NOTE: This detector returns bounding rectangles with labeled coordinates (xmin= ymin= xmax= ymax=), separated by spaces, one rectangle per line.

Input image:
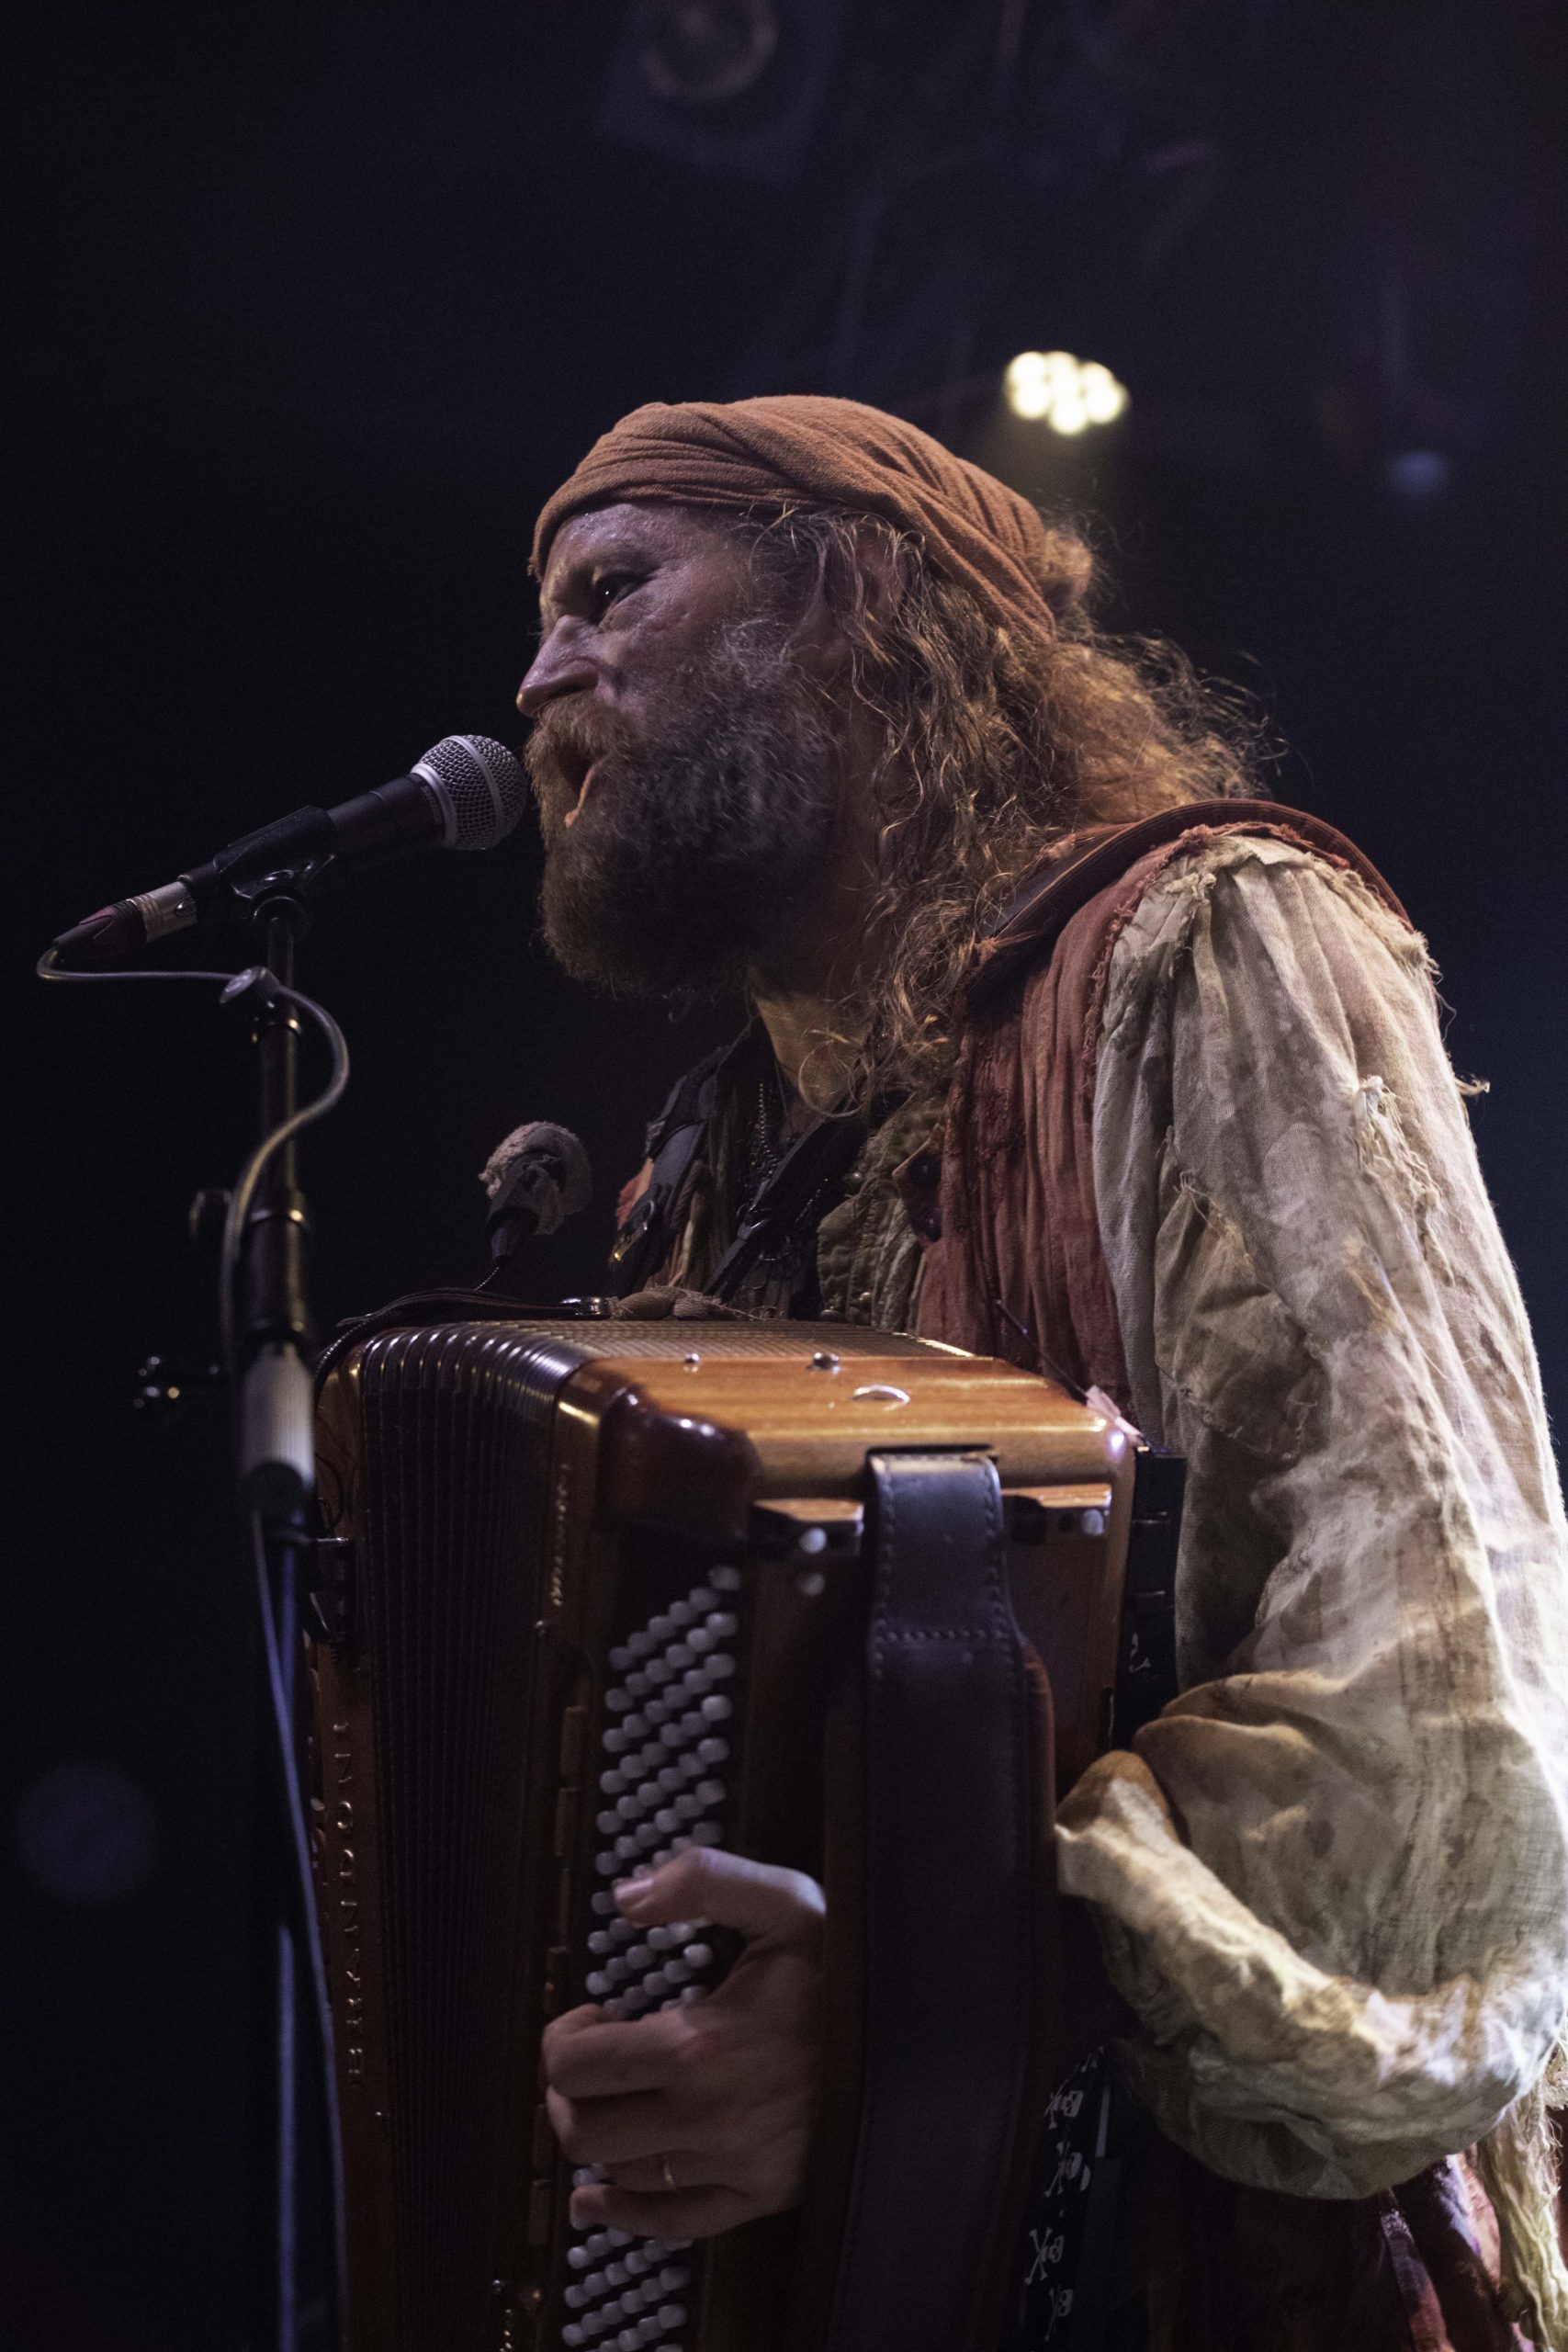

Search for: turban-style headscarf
xmin=531 ymin=394 xmax=1086 ymax=654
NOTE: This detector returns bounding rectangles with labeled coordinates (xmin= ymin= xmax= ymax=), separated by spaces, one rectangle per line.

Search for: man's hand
xmin=543 ymin=1846 xmax=825 ymax=2241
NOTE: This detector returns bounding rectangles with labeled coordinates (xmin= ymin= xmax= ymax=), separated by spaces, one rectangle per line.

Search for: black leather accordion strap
xmin=824 ymin=1449 xmax=1039 ymax=2352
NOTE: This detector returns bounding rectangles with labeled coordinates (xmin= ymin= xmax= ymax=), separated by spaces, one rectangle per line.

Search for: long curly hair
xmin=736 ymin=503 xmax=1261 ymax=1105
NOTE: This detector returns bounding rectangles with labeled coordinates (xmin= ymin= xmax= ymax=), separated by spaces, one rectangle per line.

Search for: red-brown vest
xmin=917 ymin=801 xmax=1408 ymax=1408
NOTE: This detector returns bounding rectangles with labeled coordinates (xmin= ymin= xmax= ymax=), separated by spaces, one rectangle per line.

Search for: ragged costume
xmin=536 ymin=394 xmax=1568 ymax=2350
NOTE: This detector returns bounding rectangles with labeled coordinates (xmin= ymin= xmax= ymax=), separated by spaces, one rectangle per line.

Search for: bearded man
xmin=518 ymin=396 xmax=1568 ymax=2350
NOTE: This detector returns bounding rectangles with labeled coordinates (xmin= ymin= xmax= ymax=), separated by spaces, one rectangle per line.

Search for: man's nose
xmin=517 ymin=623 xmax=598 ymax=718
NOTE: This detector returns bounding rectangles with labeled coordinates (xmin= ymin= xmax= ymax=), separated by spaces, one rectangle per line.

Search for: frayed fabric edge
xmin=1474 ymin=2045 xmax=1568 ymax=2350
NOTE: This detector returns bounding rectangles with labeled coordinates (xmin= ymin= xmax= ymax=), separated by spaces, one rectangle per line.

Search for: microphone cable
xmin=38 ymin=948 xmax=351 ymax=1379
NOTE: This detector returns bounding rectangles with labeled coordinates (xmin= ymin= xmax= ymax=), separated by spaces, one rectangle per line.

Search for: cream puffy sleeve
xmin=1055 ymin=833 xmax=1568 ymax=2198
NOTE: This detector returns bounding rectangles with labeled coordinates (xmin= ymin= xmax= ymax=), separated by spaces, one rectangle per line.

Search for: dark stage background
xmin=7 ymin=4 xmax=1565 ymax=2346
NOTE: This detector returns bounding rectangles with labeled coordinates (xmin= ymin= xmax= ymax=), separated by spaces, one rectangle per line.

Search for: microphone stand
xmin=47 ymin=759 xmax=536 ymax=2348
xmin=232 ymin=879 xmax=344 ymax=2352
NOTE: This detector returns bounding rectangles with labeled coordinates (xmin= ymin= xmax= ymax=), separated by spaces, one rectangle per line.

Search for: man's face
xmin=518 ymin=503 xmax=843 ymax=997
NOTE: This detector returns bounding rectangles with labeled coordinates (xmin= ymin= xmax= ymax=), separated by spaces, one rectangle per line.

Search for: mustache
xmin=524 ymin=703 xmax=635 ymax=806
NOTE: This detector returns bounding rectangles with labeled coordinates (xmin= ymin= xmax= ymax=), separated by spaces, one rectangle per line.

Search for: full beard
xmin=527 ymin=625 xmax=846 ymax=998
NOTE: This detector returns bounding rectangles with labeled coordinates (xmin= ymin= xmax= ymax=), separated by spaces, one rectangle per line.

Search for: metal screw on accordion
xmin=807 ymin=1348 xmax=840 ymax=1373
xmin=1044 ymin=1505 xmax=1106 ymax=1537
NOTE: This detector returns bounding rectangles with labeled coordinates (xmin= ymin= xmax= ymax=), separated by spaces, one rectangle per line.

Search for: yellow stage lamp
xmin=1003 ymin=351 xmax=1052 ymax=419
xmin=1004 ymin=350 xmax=1129 ymax=434
xmin=1078 ymin=361 xmax=1129 ymax=424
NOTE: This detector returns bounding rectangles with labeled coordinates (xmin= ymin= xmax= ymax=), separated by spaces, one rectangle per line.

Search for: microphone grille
xmin=479 ymin=1121 xmax=592 ymax=1216
xmin=412 ymin=734 xmax=530 ymax=852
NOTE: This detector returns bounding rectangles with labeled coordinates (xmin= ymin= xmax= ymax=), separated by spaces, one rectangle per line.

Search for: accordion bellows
xmin=310 ymin=1317 xmax=1148 ymax=2352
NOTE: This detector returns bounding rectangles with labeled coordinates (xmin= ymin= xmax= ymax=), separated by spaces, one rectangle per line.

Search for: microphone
xmin=479 ymin=1121 xmax=592 ymax=1282
xmin=51 ymin=734 xmax=529 ymax=967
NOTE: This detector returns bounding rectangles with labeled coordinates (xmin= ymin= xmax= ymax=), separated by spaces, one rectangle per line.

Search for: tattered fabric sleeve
xmin=1056 ymin=834 xmax=1568 ymax=2198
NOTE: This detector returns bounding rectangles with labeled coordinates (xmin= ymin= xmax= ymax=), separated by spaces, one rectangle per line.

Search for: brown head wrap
xmin=531 ymin=394 xmax=1077 ymax=654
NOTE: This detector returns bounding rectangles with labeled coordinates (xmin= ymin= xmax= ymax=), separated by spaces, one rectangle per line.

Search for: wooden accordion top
xmin=318 ymin=1314 xmax=1127 ymax=1533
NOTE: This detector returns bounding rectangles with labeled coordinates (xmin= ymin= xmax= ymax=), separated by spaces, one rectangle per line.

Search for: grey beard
xmin=530 ymin=629 xmax=844 ymax=999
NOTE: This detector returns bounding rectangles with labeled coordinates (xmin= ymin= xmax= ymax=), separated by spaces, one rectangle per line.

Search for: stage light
xmin=1004 ymin=350 xmax=1128 ymax=433
xmin=1078 ymin=362 xmax=1128 ymax=424
xmin=1384 ymin=448 xmax=1450 ymax=502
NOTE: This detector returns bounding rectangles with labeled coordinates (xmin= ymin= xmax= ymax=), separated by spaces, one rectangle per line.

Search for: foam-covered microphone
xmin=51 ymin=734 xmax=529 ymax=967
xmin=479 ymin=1122 xmax=592 ymax=1282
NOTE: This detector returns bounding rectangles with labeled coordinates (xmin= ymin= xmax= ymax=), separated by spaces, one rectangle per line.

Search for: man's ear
xmin=786 ymin=523 xmax=904 ymax=684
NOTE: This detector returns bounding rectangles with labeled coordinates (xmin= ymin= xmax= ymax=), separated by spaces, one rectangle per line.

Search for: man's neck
xmin=751 ymin=984 xmax=858 ymax=1106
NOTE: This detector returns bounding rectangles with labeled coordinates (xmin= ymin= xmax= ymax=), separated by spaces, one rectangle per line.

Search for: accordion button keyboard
xmin=553 ymin=1581 xmax=750 ymax=2343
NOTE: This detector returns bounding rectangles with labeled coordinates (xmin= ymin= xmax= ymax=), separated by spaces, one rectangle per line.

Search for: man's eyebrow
xmin=540 ymin=533 xmax=659 ymax=618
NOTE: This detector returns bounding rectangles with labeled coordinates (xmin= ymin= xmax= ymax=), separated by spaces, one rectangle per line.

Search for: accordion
xmin=310 ymin=1314 xmax=1180 ymax=2352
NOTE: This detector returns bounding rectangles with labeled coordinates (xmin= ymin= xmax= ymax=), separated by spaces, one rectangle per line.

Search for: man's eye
xmin=592 ymin=571 xmax=644 ymax=615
